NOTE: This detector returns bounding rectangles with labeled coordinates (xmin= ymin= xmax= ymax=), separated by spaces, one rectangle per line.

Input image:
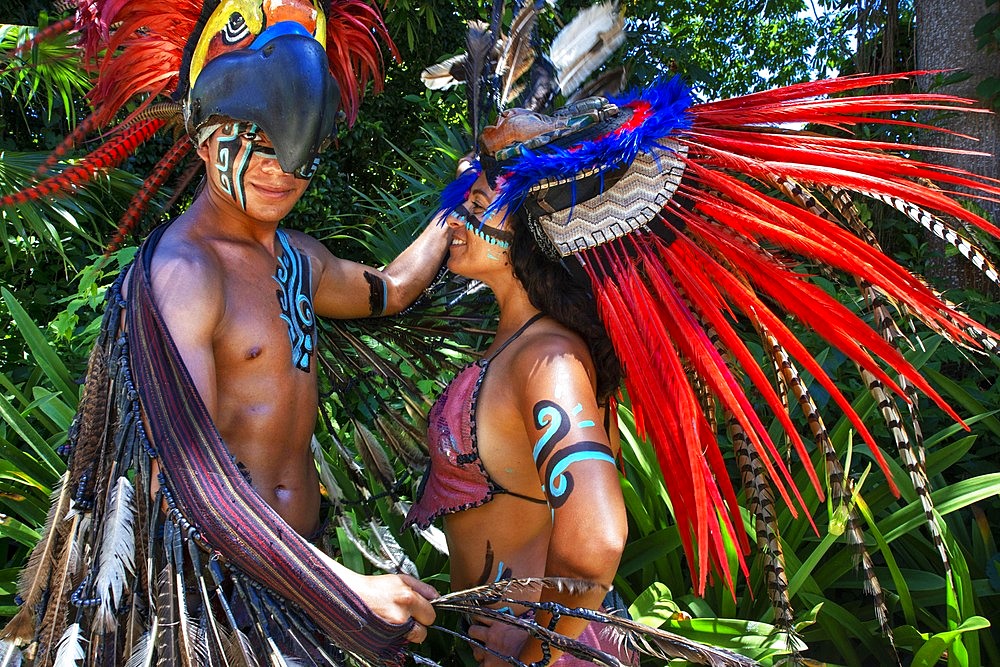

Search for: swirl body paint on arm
xmin=531 ymin=400 xmax=616 ymax=508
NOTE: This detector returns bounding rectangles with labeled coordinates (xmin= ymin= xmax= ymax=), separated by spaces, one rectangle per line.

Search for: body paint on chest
xmin=274 ymin=230 xmax=316 ymax=372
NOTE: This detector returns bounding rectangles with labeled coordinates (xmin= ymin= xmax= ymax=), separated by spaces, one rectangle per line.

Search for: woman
xmin=405 ymin=111 xmax=634 ymax=667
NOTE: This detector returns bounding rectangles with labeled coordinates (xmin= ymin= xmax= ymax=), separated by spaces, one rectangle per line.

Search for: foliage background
xmin=1 ymin=1 xmax=999 ymax=665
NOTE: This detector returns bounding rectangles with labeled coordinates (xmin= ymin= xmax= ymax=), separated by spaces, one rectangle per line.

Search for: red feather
xmin=325 ymin=0 xmax=401 ymax=126
xmin=105 ymin=136 xmax=194 ymax=255
xmin=34 ymin=114 xmax=100 ymax=176
xmin=0 ymin=119 xmax=164 ymax=209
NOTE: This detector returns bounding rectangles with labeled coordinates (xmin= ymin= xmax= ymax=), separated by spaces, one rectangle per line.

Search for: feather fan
xmin=433 ymin=578 xmax=759 ymax=666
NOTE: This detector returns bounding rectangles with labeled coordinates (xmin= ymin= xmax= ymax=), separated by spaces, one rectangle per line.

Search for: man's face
xmin=197 ymin=122 xmax=312 ymax=222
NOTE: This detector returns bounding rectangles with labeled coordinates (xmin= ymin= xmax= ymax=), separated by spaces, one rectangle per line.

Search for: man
xmin=0 ymin=2 xmax=447 ymax=664
xmin=145 ymin=120 xmax=448 ymax=630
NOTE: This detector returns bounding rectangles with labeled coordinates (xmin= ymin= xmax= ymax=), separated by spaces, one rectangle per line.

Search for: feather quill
xmin=154 ymin=550 xmax=177 ymax=667
xmin=222 ymin=629 xmax=262 ymax=667
xmin=353 ymin=420 xmax=397 ymax=489
xmin=550 ymin=3 xmax=625 ymax=97
xmin=51 ymin=623 xmax=85 ymax=667
xmin=464 ymin=20 xmax=498 ymax=140
xmin=497 ymin=1 xmax=541 ymax=104
xmin=123 ymin=625 xmax=156 ymax=667
xmin=3 ymin=474 xmax=72 ymax=643
xmin=420 ymin=53 xmax=469 ymax=90
xmin=93 ymin=476 xmax=137 ymax=632
xmin=34 ymin=512 xmax=81 ymax=666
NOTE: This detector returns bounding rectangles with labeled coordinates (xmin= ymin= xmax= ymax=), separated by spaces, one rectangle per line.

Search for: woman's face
xmin=445 ymin=172 xmax=513 ymax=280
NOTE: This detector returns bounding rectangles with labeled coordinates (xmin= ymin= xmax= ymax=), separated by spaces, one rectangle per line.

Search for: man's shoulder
xmin=146 ymin=225 xmax=224 ymax=300
xmin=279 ymin=227 xmax=328 ymax=256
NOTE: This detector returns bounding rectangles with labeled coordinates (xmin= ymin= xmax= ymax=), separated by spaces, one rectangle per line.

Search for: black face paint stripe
xmin=455 ymin=205 xmax=514 ymax=245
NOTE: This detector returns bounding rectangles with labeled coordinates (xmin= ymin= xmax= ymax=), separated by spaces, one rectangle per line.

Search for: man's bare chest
xmin=215 ymin=266 xmax=317 ymax=375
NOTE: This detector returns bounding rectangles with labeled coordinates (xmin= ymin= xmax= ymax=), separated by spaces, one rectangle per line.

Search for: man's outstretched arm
xmin=306 ymin=213 xmax=453 ymax=319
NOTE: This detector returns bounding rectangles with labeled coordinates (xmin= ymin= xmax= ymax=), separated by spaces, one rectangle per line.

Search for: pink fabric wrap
xmin=405 ymin=361 xmax=495 ymax=529
xmin=553 ymin=616 xmax=638 ymax=666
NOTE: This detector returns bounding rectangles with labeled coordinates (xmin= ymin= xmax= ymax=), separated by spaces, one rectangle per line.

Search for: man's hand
xmin=311 ymin=547 xmax=438 ymax=643
xmin=357 ymin=573 xmax=438 ymax=643
xmin=468 ymin=618 xmax=529 ymax=666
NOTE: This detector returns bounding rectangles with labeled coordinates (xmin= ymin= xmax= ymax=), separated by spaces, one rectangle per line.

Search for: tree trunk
xmin=915 ymin=0 xmax=1000 ymax=293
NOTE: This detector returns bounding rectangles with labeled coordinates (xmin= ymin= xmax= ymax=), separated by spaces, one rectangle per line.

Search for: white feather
xmin=396 ymin=500 xmax=450 ymax=555
xmin=310 ymin=435 xmax=343 ymax=504
xmin=123 ymin=624 xmax=155 ymax=667
xmin=420 ymin=54 xmax=467 ymax=90
xmin=51 ymin=623 xmax=86 ymax=667
xmin=550 ymin=2 xmax=626 ymax=97
xmin=0 ymin=641 xmax=23 ymax=667
xmin=93 ymin=476 xmax=136 ymax=632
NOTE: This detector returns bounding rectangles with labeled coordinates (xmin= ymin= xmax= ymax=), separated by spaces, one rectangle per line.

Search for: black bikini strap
xmin=485 ymin=312 xmax=545 ymax=362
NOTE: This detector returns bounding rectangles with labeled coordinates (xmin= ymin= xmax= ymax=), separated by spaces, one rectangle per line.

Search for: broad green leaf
xmin=910 ymin=616 xmax=991 ymax=667
xmin=2 ymin=288 xmax=78 ymax=401
xmin=0 ymin=514 xmax=40 ymax=547
xmin=0 ymin=392 xmax=63 ymax=477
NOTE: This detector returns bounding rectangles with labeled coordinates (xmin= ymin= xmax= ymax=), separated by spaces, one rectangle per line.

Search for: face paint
xmin=212 ymin=121 xmax=317 ymax=209
xmin=454 ymin=205 xmax=513 ymax=248
xmin=214 ymin=123 xmax=254 ymax=210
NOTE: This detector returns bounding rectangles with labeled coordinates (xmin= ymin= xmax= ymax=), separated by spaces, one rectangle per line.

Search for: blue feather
xmin=487 ymin=77 xmax=694 ymax=217
xmin=438 ymin=164 xmax=481 ymax=219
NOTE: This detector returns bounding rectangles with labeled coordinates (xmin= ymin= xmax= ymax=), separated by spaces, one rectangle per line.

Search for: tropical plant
xmin=2 ymin=3 xmax=999 ymax=667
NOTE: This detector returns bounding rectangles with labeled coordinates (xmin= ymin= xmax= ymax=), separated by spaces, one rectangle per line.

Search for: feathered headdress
xmin=421 ymin=1 xmax=626 ymax=143
xmin=1 ymin=0 xmax=398 ymax=249
xmin=450 ymin=71 xmax=1000 ymax=639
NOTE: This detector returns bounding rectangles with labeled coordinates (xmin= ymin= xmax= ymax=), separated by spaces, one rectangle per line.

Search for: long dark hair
xmin=508 ymin=210 xmax=623 ymax=401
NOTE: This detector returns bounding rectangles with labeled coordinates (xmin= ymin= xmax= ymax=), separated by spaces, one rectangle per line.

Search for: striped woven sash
xmin=127 ymin=227 xmax=410 ymax=664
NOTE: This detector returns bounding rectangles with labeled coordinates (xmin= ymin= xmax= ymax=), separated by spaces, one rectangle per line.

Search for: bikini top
xmin=403 ymin=313 xmax=547 ymax=530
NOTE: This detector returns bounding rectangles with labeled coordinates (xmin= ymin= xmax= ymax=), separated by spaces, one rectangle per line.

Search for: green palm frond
xmin=1 ymin=19 xmax=90 ymax=127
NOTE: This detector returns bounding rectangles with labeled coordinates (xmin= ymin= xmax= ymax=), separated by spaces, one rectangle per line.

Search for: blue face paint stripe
xmin=577 ymin=420 xmax=596 ymax=428
xmin=232 ymin=143 xmax=253 ymax=210
xmin=465 ymin=221 xmax=510 ymax=248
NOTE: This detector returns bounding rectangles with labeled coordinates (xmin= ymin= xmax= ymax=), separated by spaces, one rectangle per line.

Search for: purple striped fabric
xmin=127 ymin=230 xmax=410 ymax=664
